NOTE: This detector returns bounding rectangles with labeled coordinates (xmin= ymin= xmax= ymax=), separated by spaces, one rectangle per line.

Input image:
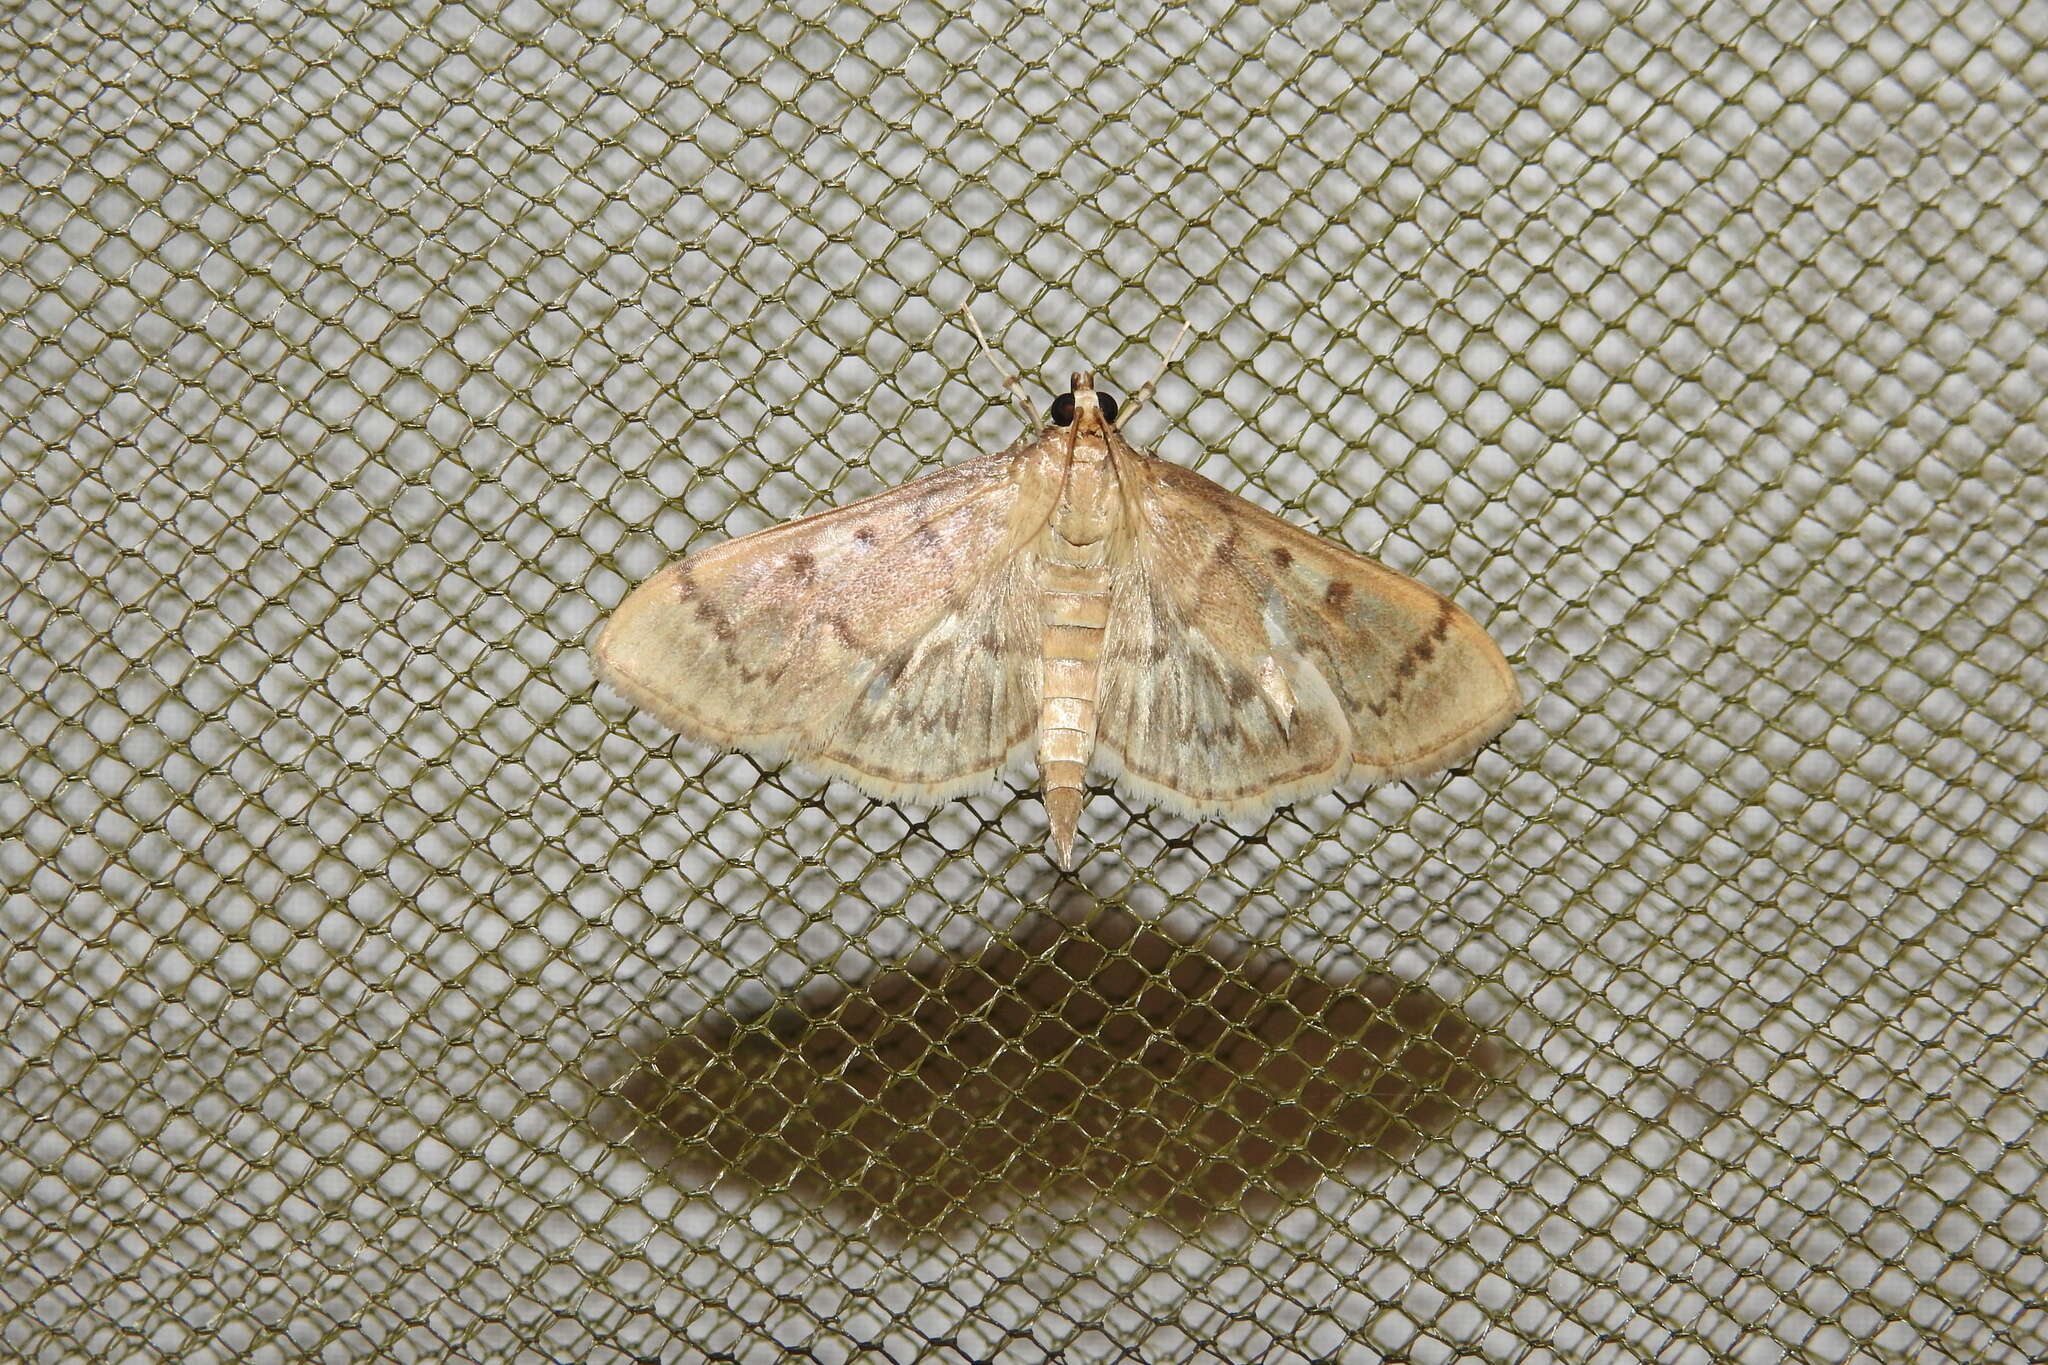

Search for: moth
xmin=597 ymin=339 xmax=1518 ymax=868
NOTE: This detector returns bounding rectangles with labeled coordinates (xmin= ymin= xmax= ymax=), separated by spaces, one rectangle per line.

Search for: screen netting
xmin=3 ymin=1 xmax=2044 ymax=1362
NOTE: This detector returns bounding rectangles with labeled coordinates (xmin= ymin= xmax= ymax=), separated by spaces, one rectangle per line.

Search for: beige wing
xmin=1097 ymin=458 xmax=1518 ymax=817
xmin=595 ymin=446 xmax=1054 ymax=803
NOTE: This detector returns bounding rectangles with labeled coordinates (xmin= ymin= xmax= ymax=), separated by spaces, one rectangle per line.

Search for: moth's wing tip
xmin=593 ymin=629 xmax=768 ymax=761
xmin=590 ymin=571 xmax=673 ymax=695
xmin=589 ymin=630 xmax=633 ymax=702
xmin=1365 ymin=621 xmax=1523 ymax=777
xmin=1351 ymin=684 xmax=1521 ymax=782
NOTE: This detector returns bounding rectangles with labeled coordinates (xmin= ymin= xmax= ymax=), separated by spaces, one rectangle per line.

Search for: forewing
xmin=596 ymin=444 xmax=1054 ymax=802
xmin=1098 ymin=458 xmax=1518 ymax=816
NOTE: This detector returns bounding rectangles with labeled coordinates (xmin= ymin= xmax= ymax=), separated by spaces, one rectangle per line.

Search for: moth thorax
xmin=1048 ymin=444 xmax=1124 ymax=553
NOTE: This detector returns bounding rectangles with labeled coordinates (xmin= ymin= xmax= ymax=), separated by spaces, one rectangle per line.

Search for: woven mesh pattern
xmin=4 ymin=2 xmax=2044 ymax=1362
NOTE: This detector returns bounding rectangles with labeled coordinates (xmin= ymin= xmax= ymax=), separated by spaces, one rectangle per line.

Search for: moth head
xmin=1050 ymin=372 xmax=1119 ymax=429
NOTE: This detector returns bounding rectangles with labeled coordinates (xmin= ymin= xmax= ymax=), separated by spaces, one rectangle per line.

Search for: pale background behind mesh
xmin=3 ymin=1 xmax=2044 ymax=1362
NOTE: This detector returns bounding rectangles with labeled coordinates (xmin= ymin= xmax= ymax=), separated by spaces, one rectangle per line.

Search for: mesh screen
xmin=4 ymin=1 xmax=2045 ymax=1362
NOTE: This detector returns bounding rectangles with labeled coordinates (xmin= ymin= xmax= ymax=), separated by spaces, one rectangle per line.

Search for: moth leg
xmin=959 ymin=301 xmax=1042 ymax=426
xmin=1125 ymin=319 xmax=1193 ymax=418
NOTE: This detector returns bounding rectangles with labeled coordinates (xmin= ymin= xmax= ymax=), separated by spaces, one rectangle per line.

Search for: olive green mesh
xmin=3 ymin=1 xmax=2044 ymax=1362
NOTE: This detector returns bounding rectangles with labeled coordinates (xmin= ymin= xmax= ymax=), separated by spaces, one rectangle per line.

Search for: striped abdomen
xmin=1038 ymin=544 xmax=1112 ymax=868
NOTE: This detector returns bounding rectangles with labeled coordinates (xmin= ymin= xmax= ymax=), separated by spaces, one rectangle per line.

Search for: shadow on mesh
xmin=608 ymin=902 xmax=1510 ymax=1234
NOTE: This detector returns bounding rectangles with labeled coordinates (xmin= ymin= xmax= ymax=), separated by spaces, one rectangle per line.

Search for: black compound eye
xmin=1050 ymin=392 xmax=1076 ymax=426
xmin=1097 ymin=392 xmax=1120 ymax=424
